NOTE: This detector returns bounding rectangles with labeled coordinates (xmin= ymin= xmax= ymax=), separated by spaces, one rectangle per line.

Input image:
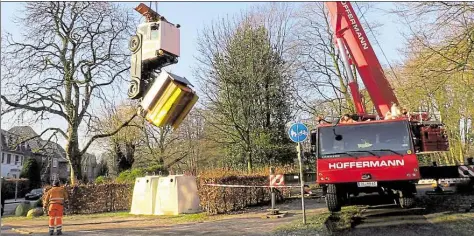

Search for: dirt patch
xmin=273 ymin=206 xmax=360 ymax=236
xmin=274 ymin=193 xmax=474 ymax=236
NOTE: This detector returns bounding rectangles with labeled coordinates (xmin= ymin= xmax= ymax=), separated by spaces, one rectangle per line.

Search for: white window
xmin=53 ymin=158 xmax=58 ymax=168
xmin=1 ymin=153 xmax=4 ymax=163
xmin=15 ymin=155 xmax=20 ymax=165
xmin=7 ymin=154 xmax=11 ymax=164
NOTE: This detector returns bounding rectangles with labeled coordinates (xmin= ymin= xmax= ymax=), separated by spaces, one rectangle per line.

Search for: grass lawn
xmin=427 ymin=211 xmax=474 ymax=234
xmin=274 ymin=206 xmax=361 ymax=235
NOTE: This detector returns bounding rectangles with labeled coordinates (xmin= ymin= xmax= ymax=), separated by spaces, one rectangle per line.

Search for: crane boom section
xmin=325 ymin=2 xmax=398 ymax=117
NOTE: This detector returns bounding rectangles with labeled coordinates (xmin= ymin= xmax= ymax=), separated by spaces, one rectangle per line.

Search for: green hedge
xmin=2 ymin=179 xmax=30 ymax=199
xmin=43 ymin=183 xmax=134 ymax=214
xmin=197 ymin=172 xmax=290 ymax=214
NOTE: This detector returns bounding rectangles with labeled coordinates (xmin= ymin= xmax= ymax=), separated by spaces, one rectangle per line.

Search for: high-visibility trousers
xmin=48 ymin=203 xmax=64 ymax=231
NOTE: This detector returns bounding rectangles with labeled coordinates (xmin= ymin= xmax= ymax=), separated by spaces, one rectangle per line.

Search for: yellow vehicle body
xmin=144 ymin=79 xmax=198 ymax=129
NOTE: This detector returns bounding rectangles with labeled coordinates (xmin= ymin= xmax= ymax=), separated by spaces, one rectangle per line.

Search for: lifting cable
xmin=354 ymin=3 xmax=409 ymax=99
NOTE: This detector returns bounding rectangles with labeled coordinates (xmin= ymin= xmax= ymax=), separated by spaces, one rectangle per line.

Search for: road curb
xmin=12 ymin=228 xmax=33 ymax=234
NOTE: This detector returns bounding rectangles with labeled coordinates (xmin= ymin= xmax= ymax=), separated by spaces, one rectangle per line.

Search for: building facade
xmin=0 ymin=129 xmax=32 ymax=178
xmin=1 ymin=126 xmax=70 ymax=183
xmin=2 ymin=126 xmax=100 ymax=183
xmin=82 ymin=153 xmax=99 ymax=182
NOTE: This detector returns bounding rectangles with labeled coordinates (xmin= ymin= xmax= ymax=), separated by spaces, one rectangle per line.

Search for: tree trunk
xmin=66 ymin=125 xmax=82 ymax=185
xmin=247 ymin=149 xmax=253 ymax=174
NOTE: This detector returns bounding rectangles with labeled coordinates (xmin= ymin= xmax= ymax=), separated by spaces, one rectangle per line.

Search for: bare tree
xmin=292 ymin=2 xmax=382 ymax=118
xmin=135 ymin=123 xmax=189 ymax=170
xmin=389 ymin=2 xmax=474 ymax=164
xmin=1 ymin=2 xmax=137 ymax=183
xmin=171 ymin=108 xmax=206 ymax=175
xmin=93 ymin=101 xmax=143 ymax=175
xmin=393 ymin=2 xmax=474 ymax=74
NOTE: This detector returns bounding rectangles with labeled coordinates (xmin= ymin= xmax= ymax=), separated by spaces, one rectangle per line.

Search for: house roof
xmin=5 ymin=126 xmax=97 ymax=164
xmin=8 ymin=126 xmax=38 ymax=139
xmin=39 ymin=140 xmax=68 ymax=162
xmin=1 ymin=129 xmax=33 ymax=153
xmin=4 ymin=126 xmax=68 ymax=162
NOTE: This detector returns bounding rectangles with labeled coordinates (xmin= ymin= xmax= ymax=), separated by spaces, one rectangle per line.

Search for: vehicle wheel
xmin=378 ymin=187 xmax=386 ymax=196
xmin=128 ymin=77 xmax=142 ymax=99
xmin=326 ymin=184 xmax=341 ymax=212
xmin=129 ymin=35 xmax=141 ymax=53
xmin=399 ymin=196 xmax=415 ymax=208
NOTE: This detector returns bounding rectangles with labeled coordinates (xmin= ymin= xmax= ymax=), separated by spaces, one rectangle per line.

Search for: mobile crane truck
xmin=310 ymin=1 xmax=474 ymax=212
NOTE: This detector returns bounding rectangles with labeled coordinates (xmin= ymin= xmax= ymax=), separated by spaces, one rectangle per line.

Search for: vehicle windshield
xmin=32 ymin=189 xmax=43 ymax=194
xmin=318 ymin=121 xmax=412 ymax=158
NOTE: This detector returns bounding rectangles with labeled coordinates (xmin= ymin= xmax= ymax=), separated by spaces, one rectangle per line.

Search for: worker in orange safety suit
xmin=43 ymin=180 xmax=68 ymax=235
xmin=340 ymin=114 xmax=356 ymax=123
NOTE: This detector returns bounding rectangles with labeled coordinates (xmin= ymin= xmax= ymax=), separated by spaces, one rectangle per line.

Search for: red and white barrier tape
xmin=203 ymin=183 xmax=303 ymax=188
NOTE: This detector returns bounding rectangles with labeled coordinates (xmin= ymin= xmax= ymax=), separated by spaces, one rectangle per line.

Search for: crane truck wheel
xmin=399 ymin=196 xmax=415 ymax=209
xmin=326 ymin=184 xmax=342 ymax=212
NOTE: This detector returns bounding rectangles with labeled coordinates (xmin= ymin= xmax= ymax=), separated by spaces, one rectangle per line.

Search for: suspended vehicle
xmin=128 ymin=3 xmax=198 ymax=130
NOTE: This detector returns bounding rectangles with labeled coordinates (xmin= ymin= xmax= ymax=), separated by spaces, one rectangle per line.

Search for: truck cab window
xmin=151 ymin=24 xmax=160 ymax=40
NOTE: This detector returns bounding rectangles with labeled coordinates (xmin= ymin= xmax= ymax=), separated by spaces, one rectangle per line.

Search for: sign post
xmin=288 ymin=123 xmax=308 ymax=225
xmin=270 ymin=167 xmax=275 ymax=211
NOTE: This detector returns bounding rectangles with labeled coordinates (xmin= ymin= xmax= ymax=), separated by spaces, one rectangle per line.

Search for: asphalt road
xmin=1 ymin=197 xmax=327 ymax=236
xmin=0 ymin=184 xmax=464 ymax=236
xmin=41 ymin=217 xmax=291 ymax=236
xmin=3 ymin=198 xmax=27 ymax=216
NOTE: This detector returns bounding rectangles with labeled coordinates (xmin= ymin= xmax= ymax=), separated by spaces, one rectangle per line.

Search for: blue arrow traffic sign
xmin=288 ymin=123 xmax=309 ymax=143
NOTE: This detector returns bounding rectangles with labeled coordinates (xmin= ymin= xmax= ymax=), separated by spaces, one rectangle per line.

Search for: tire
xmin=378 ymin=187 xmax=386 ymax=196
xmin=326 ymin=184 xmax=342 ymax=212
xmin=129 ymin=35 xmax=141 ymax=53
xmin=128 ymin=77 xmax=142 ymax=99
xmin=399 ymin=196 xmax=415 ymax=208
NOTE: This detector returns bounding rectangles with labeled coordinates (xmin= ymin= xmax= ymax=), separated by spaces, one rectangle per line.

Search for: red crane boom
xmin=325 ymin=1 xmax=398 ymax=118
xmin=310 ymin=1 xmax=455 ymax=213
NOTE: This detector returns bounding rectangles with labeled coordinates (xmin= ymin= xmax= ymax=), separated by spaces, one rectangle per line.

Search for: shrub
xmin=116 ymin=168 xmax=146 ymax=183
xmin=15 ymin=202 xmax=32 ymax=216
xmin=197 ymin=167 xmax=291 ymax=215
xmin=95 ymin=176 xmax=112 ymax=184
xmin=143 ymin=164 xmax=168 ymax=175
xmin=34 ymin=198 xmax=43 ymax=208
xmin=42 ymin=183 xmax=133 ymax=214
xmin=27 ymin=208 xmax=43 ymax=217
xmin=2 ymin=179 xmax=30 ymax=199
xmin=20 ymin=158 xmax=41 ymax=190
